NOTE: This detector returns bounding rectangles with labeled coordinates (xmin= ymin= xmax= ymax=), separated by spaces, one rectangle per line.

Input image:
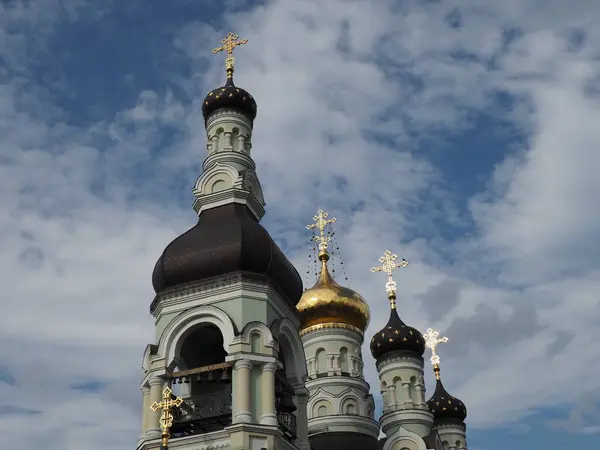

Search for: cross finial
xmin=151 ymin=386 xmax=184 ymax=448
xmin=213 ymin=32 xmax=248 ymax=78
xmin=306 ymin=209 xmax=337 ymax=259
xmin=370 ymin=250 xmax=408 ymax=306
xmin=423 ymin=328 xmax=448 ymax=380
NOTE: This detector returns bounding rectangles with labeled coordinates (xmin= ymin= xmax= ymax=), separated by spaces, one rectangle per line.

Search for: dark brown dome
xmin=370 ymin=307 xmax=425 ymax=361
xmin=152 ymin=204 xmax=302 ymax=307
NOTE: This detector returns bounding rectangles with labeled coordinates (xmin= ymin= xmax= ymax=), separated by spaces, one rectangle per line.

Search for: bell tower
xmin=369 ymin=250 xmax=434 ymax=450
xmin=297 ymin=211 xmax=380 ymax=448
xmin=136 ymin=33 xmax=310 ymax=450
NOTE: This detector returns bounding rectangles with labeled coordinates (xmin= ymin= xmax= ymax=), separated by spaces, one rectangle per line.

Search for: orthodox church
xmin=136 ymin=33 xmax=469 ymax=450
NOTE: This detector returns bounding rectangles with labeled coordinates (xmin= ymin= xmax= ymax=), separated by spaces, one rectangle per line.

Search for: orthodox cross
xmin=370 ymin=250 xmax=408 ymax=303
xmin=306 ymin=209 xmax=337 ymax=253
xmin=212 ymin=32 xmax=248 ymax=75
xmin=423 ymin=328 xmax=448 ymax=379
xmin=151 ymin=386 xmax=184 ymax=448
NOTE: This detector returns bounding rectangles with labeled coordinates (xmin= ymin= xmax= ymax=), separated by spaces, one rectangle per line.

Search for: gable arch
xmin=192 ymin=162 xmax=241 ymax=195
xmin=158 ymin=305 xmax=237 ymax=367
xmin=240 ymin=321 xmax=276 ymax=354
xmin=340 ymin=395 xmax=361 ymax=415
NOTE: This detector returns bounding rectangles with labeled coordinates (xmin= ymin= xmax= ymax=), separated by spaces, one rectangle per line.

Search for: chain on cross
xmin=212 ymin=32 xmax=248 ymax=74
xmin=306 ymin=209 xmax=337 ymax=252
xmin=151 ymin=386 xmax=184 ymax=446
xmin=370 ymin=250 xmax=408 ymax=296
xmin=423 ymin=328 xmax=448 ymax=372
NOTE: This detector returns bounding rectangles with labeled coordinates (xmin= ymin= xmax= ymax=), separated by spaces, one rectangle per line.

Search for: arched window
xmin=250 ymin=332 xmax=261 ymax=353
xmin=346 ymin=403 xmax=356 ymax=415
xmin=318 ymin=405 xmax=327 ymax=417
xmin=316 ymin=348 xmax=327 ymax=374
xmin=339 ymin=347 xmax=349 ymax=373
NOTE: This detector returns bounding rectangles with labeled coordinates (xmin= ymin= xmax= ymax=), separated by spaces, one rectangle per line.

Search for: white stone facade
xmin=192 ymin=109 xmax=265 ymax=220
xmin=376 ymin=353 xmax=434 ymax=439
xmin=301 ymin=325 xmax=379 ymax=439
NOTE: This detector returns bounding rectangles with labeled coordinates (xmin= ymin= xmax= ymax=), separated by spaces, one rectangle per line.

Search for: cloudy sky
xmin=1 ymin=0 xmax=599 ymax=449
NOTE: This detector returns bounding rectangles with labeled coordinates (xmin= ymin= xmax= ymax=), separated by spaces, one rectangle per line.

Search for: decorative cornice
xmin=300 ymin=322 xmax=364 ymax=337
xmin=376 ymin=350 xmax=424 ymax=372
xmin=151 ymin=271 xmax=297 ymax=318
xmin=206 ymin=107 xmax=252 ymax=129
xmin=192 ymin=186 xmax=265 ymax=221
xmin=150 ymin=272 xmax=246 ymax=313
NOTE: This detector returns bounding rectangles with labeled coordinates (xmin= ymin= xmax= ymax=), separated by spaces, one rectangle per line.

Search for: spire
xmin=370 ymin=250 xmax=409 ymax=309
xmin=424 ymin=328 xmax=468 ymax=424
xmin=423 ymin=328 xmax=449 ymax=380
xmin=150 ymin=386 xmax=184 ymax=449
xmin=212 ymin=32 xmax=248 ymax=80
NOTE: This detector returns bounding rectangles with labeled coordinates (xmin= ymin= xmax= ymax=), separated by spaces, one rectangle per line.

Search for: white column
xmin=146 ymin=377 xmax=164 ymax=439
xmin=141 ymin=386 xmax=150 ymax=437
xmin=223 ymin=132 xmax=233 ymax=150
xmin=414 ymin=383 xmax=424 ymax=407
xmin=388 ymin=385 xmax=397 ymax=410
xmin=234 ymin=359 xmax=253 ymax=423
xmin=402 ymin=382 xmax=413 ymax=407
xmin=237 ymin=134 xmax=246 ymax=152
xmin=260 ymin=362 xmax=278 ymax=426
xmin=211 ymin=135 xmax=219 ymax=153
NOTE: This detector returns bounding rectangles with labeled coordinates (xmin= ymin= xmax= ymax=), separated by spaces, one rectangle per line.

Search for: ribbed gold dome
xmin=297 ymin=254 xmax=370 ymax=334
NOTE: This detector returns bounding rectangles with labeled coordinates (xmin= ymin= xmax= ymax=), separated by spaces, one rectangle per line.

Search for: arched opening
xmin=393 ymin=376 xmax=403 ymax=406
xmin=275 ymin=351 xmax=297 ymax=441
xmin=316 ymin=348 xmax=327 ymax=375
xmin=169 ymin=323 xmax=233 ymax=437
xmin=318 ymin=405 xmax=328 ymax=417
xmin=339 ymin=347 xmax=349 ymax=374
xmin=250 ymin=331 xmax=261 ymax=353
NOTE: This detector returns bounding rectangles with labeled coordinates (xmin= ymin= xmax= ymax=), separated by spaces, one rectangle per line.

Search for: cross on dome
xmin=370 ymin=250 xmax=408 ymax=305
xmin=306 ymin=209 xmax=337 ymax=257
xmin=212 ymin=32 xmax=248 ymax=77
xmin=423 ymin=328 xmax=449 ymax=380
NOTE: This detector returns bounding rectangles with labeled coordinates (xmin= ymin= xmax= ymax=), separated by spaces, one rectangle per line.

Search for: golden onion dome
xmin=297 ymin=252 xmax=370 ymax=334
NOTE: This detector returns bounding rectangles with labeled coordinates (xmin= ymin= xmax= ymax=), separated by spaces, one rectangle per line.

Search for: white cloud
xmin=2 ymin=0 xmax=600 ymax=448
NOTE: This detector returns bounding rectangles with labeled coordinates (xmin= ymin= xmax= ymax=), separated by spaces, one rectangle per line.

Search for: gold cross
xmin=306 ymin=209 xmax=337 ymax=253
xmin=151 ymin=387 xmax=184 ymax=447
xmin=370 ymin=250 xmax=408 ymax=300
xmin=213 ymin=32 xmax=248 ymax=75
xmin=423 ymin=328 xmax=448 ymax=379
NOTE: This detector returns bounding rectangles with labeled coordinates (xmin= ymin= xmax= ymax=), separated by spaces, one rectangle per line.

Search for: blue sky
xmin=1 ymin=1 xmax=599 ymax=449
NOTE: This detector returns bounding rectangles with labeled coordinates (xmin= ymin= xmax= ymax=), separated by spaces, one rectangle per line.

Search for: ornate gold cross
xmin=370 ymin=250 xmax=408 ymax=301
xmin=423 ymin=328 xmax=448 ymax=379
xmin=306 ymin=209 xmax=337 ymax=253
xmin=151 ymin=386 xmax=184 ymax=447
xmin=213 ymin=32 xmax=248 ymax=75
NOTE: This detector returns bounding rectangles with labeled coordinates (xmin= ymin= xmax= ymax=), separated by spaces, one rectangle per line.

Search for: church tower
xmin=296 ymin=211 xmax=380 ymax=449
xmin=369 ymin=251 xmax=435 ymax=450
xmin=137 ymin=33 xmax=310 ymax=450
xmin=424 ymin=329 xmax=468 ymax=450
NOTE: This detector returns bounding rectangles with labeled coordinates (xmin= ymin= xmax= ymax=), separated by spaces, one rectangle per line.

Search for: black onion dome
xmin=370 ymin=307 xmax=425 ymax=360
xmin=201 ymin=76 xmax=257 ymax=125
xmin=152 ymin=204 xmax=303 ymax=306
xmin=427 ymin=378 xmax=467 ymax=422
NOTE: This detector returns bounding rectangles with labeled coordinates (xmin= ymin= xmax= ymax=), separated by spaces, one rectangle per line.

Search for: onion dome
xmin=151 ymin=204 xmax=303 ymax=309
xmin=426 ymin=370 xmax=467 ymax=422
xmin=201 ymin=76 xmax=257 ymax=125
xmin=297 ymin=252 xmax=370 ymax=334
xmin=369 ymin=298 xmax=425 ymax=361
